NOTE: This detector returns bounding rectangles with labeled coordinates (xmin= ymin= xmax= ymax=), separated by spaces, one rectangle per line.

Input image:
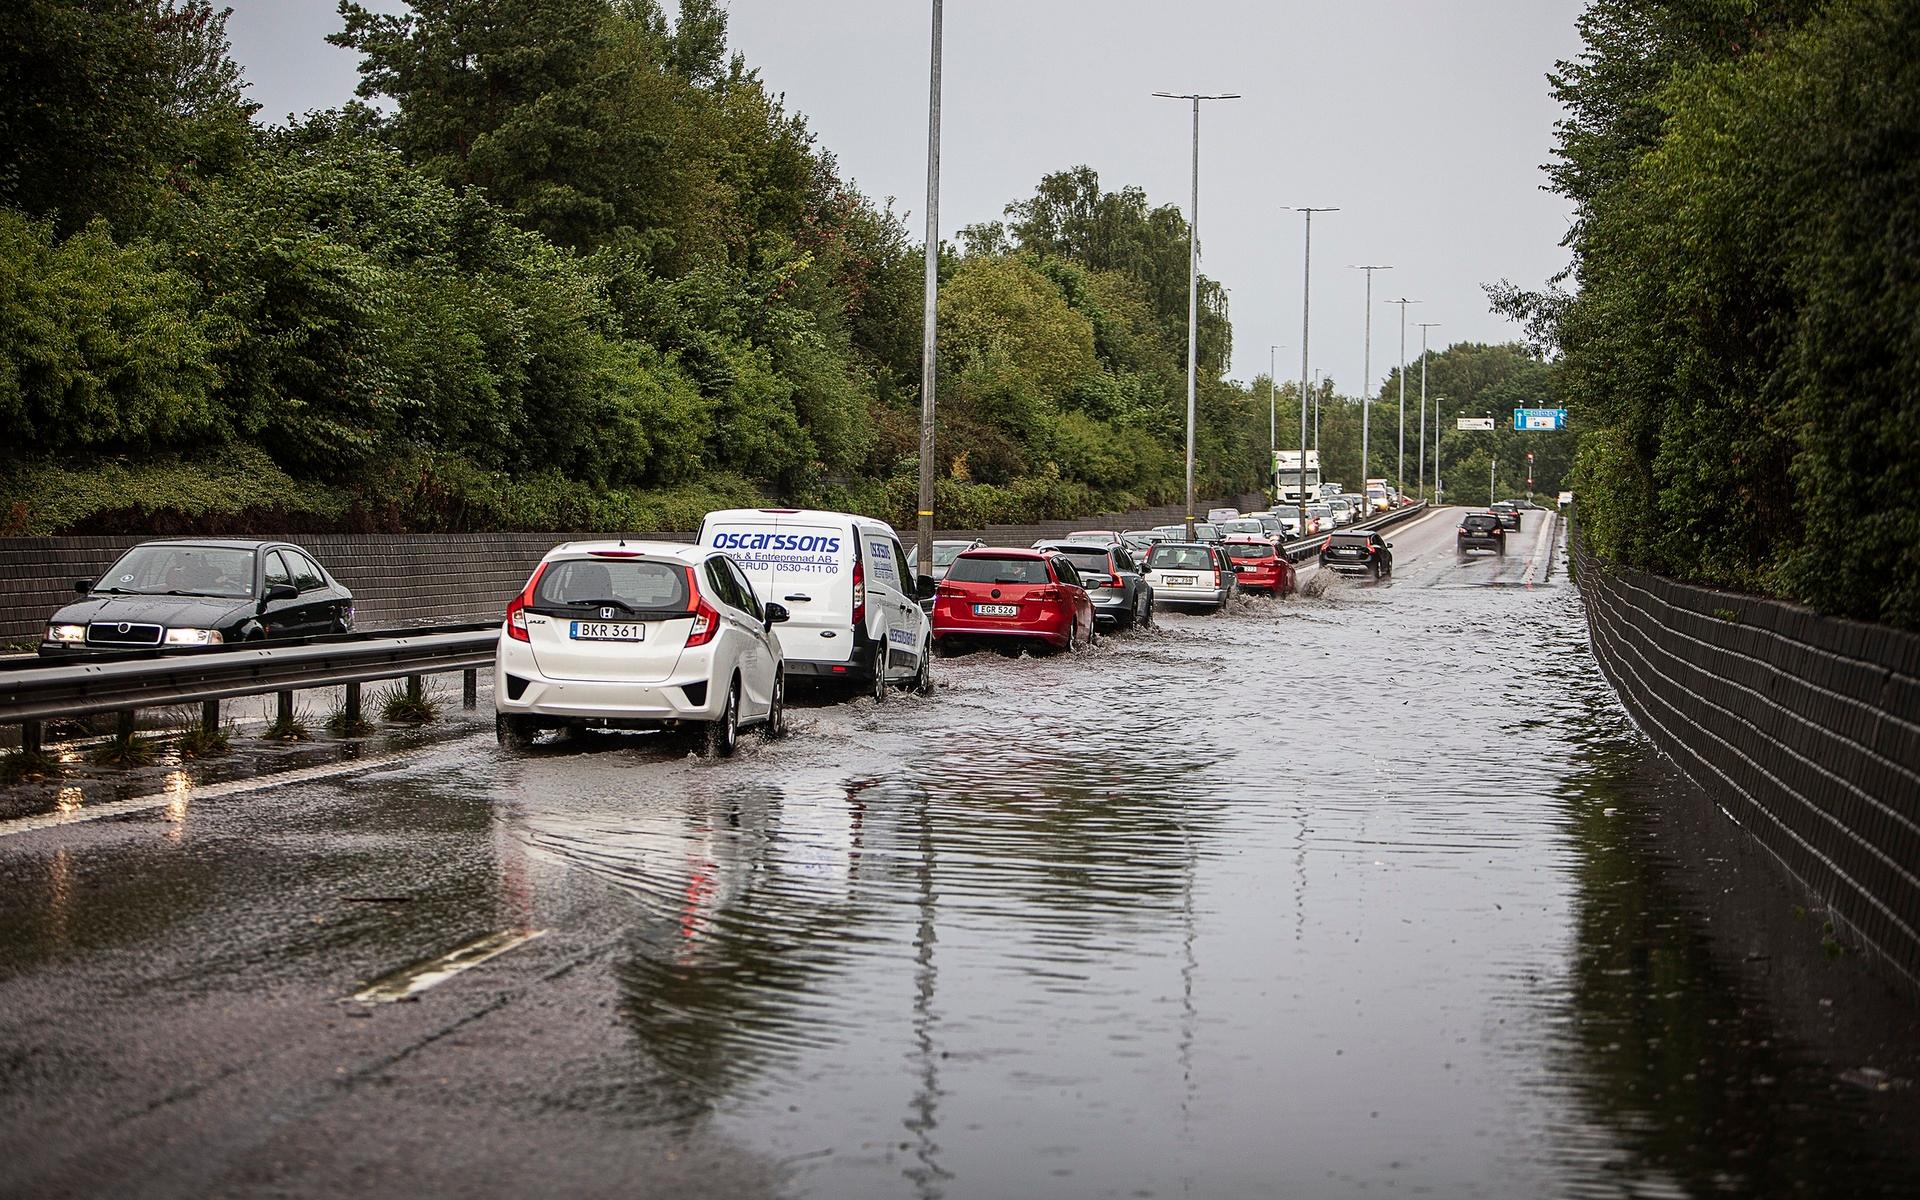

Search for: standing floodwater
xmin=1 ymin=515 xmax=1914 ymax=1198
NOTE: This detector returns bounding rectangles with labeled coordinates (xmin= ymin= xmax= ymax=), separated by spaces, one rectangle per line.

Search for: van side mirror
xmin=764 ymin=602 xmax=790 ymax=627
xmin=74 ymin=579 xmax=92 ymax=595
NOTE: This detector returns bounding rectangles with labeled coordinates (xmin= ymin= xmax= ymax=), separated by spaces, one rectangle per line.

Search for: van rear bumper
xmin=784 ymin=638 xmax=882 ymax=681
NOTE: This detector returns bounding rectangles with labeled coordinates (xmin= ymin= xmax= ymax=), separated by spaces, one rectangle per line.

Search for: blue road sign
xmin=1514 ymin=408 xmax=1568 ymax=431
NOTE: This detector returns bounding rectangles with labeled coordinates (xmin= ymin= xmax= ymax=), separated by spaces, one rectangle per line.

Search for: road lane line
xmin=0 ymin=736 xmax=483 ymax=841
xmin=349 ymin=929 xmax=549 ymax=1004
xmin=1521 ymin=512 xmax=1557 ymax=588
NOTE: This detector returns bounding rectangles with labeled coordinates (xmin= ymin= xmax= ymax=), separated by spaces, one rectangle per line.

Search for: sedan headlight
xmin=163 ymin=628 xmax=224 ymax=646
xmin=46 ymin=624 xmax=86 ymax=644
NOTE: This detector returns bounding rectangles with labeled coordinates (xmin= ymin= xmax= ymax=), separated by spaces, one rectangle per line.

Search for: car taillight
xmin=505 ymin=563 xmax=548 ymax=642
xmin=852 ymin=559 xmax=865 ymax=628
xmin=1106 ymin=574 xmax=1126 ymax=589
xmin=1212 ymin=569 xmax=1222 ymax=587
xmin=936 ymin=584 xmax=966 ymax=600
xmin=684 ymin=566 xmax=720 ymax=647
xmin=1036 ymin=586 xmax=1063 ymax=602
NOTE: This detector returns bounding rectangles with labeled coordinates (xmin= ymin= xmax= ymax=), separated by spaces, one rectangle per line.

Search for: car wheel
xmin=871 ymin=658 xmax=889 ymax=704
xmin=765 ymin=670 xmax=787 ymax=739
xmin=1140 ymin=595 xmax=1155 ymax=627
xmin=703 ymin=677 xmax=740 ymax=758
xmin=911 ymin=648 xmax=933 ymax=696
xmin=495 ymin=714 xmax=537 ymax=752
xmin=1065 ymin=620 xmax=1080 ymax=653
xmin=1369 ymin=562 xmax=1381 ymax=581
xmin=1116 ymin=599 xmax=1137 ymax=631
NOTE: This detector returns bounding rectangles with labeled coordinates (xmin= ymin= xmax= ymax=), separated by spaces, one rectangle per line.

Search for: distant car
xmin=1206 ymin=508 xmax=1241 ymax=524
xmin=1327 ymin=497 xmax=1357 ymax=526
xmin=1152 ymin=522 xmax=1223 ymax=544
xmin=1035 ymin=542 xmax=1154 ymax=630
xmin=1144 ymin=542 xmax=1237 ymax=612
xmin=1270 ymin=511 xmax=1306 ymax=540
xmin=1035 ymin=531 xmax=1124 ymax=552
xmin=494 ymin=541 xmax=790 ymax=756
xmin=1489 ymin=501 xmax=1522 ymax=531
xmin=1222 ymin=537 xmax=1296 ymax=596
xmin=1121 ymin=530 xmax=1166 ymax=559
xmin=41 ymin=539 xmax=354 ymax=656
xmin=1217 ymin=517 xmax=1271 ymax=540
xmin=1365 ymin=486 xmax=1390 ymax=514
xmin=1306 ymin=503 xmax=1336 ymax=534
xmin=1318 ymin=530 xmax=1394 ymax=579
xmin=932 ymin=548 xmax=1095 ymax=654
xmin=1244 ymin=513 xmax=1291 ymax=540
xmin=928 ymin=539 xmax=984 ymax=580
xmin=1457 ymin=513 xmax=1508 ymax=555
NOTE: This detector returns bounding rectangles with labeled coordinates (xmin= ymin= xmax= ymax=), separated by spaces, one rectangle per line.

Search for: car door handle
xmin=784 ymin=594 xmax=811 ymax=602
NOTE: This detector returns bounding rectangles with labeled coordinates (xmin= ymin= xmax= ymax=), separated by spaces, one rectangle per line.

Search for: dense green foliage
xmin=1499 ymin=0 xmax=1920 ymax=627
xmin=0 ymin=0 xmax=1269 ymax=536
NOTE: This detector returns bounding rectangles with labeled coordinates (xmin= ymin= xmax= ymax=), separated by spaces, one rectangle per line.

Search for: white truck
xmin=1272 ymin=450 xmax=1322 ymax=506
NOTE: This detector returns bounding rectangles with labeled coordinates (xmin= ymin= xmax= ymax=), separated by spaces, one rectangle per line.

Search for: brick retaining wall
xmin=0 ymin=494 xmax=1262 ymax=645
xmin=1571 ymin=525 xmax=1920 ymax=998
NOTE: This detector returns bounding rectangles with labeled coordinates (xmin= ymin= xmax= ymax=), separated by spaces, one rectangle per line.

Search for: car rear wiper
xmin=566 ymin=598 xmax=639 ymax=613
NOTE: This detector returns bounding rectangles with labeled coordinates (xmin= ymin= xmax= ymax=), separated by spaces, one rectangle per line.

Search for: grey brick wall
xmin=0 ymin=495 xmax=1258 ymax=644
xmin=1572 ymin=526 xmax=1920 ymax=998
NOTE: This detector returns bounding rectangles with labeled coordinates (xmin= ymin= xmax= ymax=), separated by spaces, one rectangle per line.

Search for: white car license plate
xmin=1165 ymin=575 xmax=1196 ymax=586
xmin=570 ymin=621 xmax=645 ymax=641
xmin=973 ymin=604 xmax=1019 ymax=617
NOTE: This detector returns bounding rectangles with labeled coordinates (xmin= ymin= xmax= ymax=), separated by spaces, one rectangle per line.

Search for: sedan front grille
xmin=86 ymin=622 xmax=163 ymax=646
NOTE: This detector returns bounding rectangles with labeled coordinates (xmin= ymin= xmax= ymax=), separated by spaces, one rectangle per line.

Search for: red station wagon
xmin=931 ymin=548 xmax=1096 ymax=654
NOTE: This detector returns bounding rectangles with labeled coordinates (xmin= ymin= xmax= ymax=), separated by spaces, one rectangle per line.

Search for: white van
xmin=697 ymin=508 xmax=933 ymax=700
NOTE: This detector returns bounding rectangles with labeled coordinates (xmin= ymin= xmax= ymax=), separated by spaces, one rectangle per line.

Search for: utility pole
xmin=1387 ymin=297 xmax=1420 ymax=495
xmin=914 ymin=0 xmax=943 ymax=577
xmin=1269 ymin=344 xmax=1278 ymax=502
xmin=1312 ymin=369 xmax=1322 ymax=456
xmin=1416 ymin=322 xmax=1440 ymax=501
xmin=1433 ymin=395 xmax=1446 ymax=503
xmin=1294 ymin=207 xmax=1338 ymax=536
xmin=1154 ymin=90 xmax=1241 ymax=539
xmin=1350 ymin=265 xmax=1390 ymax=488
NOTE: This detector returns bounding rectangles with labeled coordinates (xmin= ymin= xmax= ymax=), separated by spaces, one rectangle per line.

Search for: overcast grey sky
xmin=225 ymin=0 xmax=1584 ymax=399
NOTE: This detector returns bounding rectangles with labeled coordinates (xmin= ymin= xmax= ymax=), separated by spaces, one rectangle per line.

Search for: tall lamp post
xmin=1350 ymin=265 xmax=1390 ymax=488
xmin=1432 ymin=395 xmax=1447 ymax=503
xmin=1416 ymin=321 xmax=1440 ymax=500
xmin=914 ymin=0 xmax=943 ymax=576
xmin=1154 ymin=90 xmax=1241 ymax=538
xmin=1269 ymin=344 xmax=1280 ymax=502
xmin=1387 ymin=296 xmax=1420 ymax=494
xmin=1293 ymin=207 xmax=1338 ymax=536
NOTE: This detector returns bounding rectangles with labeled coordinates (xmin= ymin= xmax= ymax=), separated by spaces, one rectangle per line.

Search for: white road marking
xmin=0 ymin=736 xmax=482 ymax=841
xmin=349 ymin=929 xmax=548 ymax=1003
xmin=1520 ymin=513 xmax=1559 ymax=588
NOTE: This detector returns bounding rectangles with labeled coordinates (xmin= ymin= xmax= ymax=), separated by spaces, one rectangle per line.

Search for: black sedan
xmin=1034 ymin=541 xmax=1155 ymax=629
xmin=1318 ymin=531 xmax=1395 ymax=579
xmin=41 ymin=540 xmax=354 ymax=656
xmin=1489 ymin=501 xmax=1523 ymax=531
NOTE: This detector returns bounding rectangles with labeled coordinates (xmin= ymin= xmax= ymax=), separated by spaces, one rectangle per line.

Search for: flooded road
xmin=1 ymin=509 xmax=1916 ymax=1198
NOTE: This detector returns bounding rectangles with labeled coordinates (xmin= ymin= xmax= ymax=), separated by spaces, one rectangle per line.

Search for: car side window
xmin=890 ymin=539 xmax=915 ymax=592
xmin=722 ymin=558 xmax=762 ymax=620
xmin=288 ymin=551 xmax=326 ymax=592
xmin=264 ymin=551 xmax=292 ymax=590
xmin=1114 ymin=549 xmax=1135 ymax=573
xmin=1052 ymin=558 xmax=1082 ymax=588
xmin=705 ymin=559 xmax=746 ymax=614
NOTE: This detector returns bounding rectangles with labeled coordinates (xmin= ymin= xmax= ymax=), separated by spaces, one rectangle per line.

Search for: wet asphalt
xmin=1 ymin=509 xmax=1917 ymax=1199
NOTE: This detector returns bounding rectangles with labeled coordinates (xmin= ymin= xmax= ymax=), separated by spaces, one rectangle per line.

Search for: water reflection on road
xmin=487 ymin=520 xmax=1920 ymax=1198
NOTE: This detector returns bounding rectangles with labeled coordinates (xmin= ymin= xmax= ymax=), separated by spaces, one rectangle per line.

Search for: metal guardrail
xmin=1 ymin=623 xmax=499 ymax=755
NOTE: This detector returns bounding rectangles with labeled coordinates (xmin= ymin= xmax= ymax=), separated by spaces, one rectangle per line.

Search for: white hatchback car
xmin=495 ymin=541 xmax=790 ymax=757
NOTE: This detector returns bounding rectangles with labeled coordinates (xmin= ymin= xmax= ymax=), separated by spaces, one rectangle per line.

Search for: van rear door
xmin=701 ymin=513 xmax=854 ymax=666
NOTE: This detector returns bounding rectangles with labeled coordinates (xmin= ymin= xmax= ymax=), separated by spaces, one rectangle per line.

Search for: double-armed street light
xmin=1349 ymin=265 xmax=1391 ymax=488
xmin=1293 ymin=207 xmax=1338 ymax=535
xmin=1416 ymin=321 xmax=1440 ymax=500
xmin=1154 ymin=90 xmax=1241 ymax=539
xmin=1387 ymin=296 xmax=1420 ymax=495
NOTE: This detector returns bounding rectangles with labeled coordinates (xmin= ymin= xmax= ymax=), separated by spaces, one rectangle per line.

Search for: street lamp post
xmin=1294 ymin=207 xmax=1338 ymax=536
xmin=1416 ymin=322 xmax=1440 ymax=500
xmin=1154 ymin=90 xmax=1241 ymax=539
xmin=1387 ymin=296 xmax=1420 ymax=495
xmin=915 ymin=0 xmax=943 ymax=577
xmin=1350 ymin=265 xmax=1390 ymax=489
xmin=1312 ymin=369 xmax=1322 ymax=456
xmin=1269 ymin=344 xmax=1279 ymax=502
xmin=1433 ymin=395 xmax=1446 ymax=503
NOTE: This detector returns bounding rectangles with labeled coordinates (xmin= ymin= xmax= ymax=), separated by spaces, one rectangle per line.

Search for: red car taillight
xmin=505 ymin=563 xmax=548 ymax=642
xmin=684 ymin=566 xmax=720 ymax=647
xmin=851 ymin=559 xmax=866 ymax=628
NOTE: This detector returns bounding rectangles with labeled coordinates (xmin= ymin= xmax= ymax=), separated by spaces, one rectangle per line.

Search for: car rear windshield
xmin=1052 ymin=549 xmax=1112 ymax=573
xmin=1225 ymin=543 xmax=1275 ymax=560
xmin=1330 ymin=534 xmax=1375 ymax=547
xmin=535 ymin=558 xmax=690 ymax=612
xmin=948 ymin=555 xmax=1051 ymax=584
xmin=99 ymin=545 xmax=255 ymax=598
xmin=1220 ymin=519 xmax=1265 ymax=535
xmin=1462 ymin=516 xmax=1501 ymax=531
xmin=1148 ymin=545 xmax=1214 ymax=570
